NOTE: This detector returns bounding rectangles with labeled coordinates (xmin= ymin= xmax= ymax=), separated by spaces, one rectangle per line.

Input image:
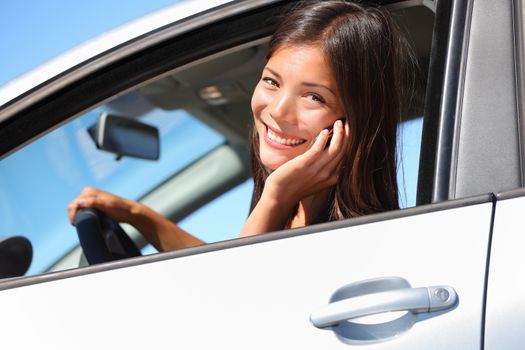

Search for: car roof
xmin=0 ymin=0 xmax=238 ymax=117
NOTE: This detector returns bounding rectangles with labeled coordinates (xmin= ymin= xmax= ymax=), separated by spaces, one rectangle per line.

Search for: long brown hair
xmin=250 ymin=0 xmax=413 ymax=222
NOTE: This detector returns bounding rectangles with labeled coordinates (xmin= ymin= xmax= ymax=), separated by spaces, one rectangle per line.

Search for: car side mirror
xmin=88 ymin=113 xmax=160 ymax=160
xmin=0 ymin=236 xmax=32 ymax=278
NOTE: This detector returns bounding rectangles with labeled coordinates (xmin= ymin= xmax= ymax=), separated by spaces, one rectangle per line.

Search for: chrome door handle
xmin=310 ymin=286 xmax=457 ymax=328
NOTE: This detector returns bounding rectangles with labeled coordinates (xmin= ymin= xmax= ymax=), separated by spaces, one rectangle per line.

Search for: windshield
xmin=0 ymin=103 xmax=224 ymax=275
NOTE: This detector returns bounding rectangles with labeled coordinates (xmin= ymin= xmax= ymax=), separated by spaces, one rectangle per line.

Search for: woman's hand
xmin=263 ymin=119 xmax=349 ymax=208
xmin=67 ymin=187 xmax=204 ymax=251
xmin=67 ymin=187 xmax=141 ymax=226
xmin=240 ymin=119 xmax=349 ymax=237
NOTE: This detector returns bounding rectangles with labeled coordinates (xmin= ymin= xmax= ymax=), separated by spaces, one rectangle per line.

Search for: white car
xmin=0 ymin=0 xmax=523 ymax=348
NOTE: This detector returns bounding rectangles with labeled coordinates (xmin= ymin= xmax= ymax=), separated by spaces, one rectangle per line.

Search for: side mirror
xmin=89 ymin=113 xmax=160 ymax=160
xmin=0 ymin=236 xmax=32 ymax=278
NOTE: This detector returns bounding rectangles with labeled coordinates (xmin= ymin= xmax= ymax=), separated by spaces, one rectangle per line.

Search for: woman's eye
xmin=306 ymin=93 xmax=326 ymax=104
xmin=262 ymin=77 xmax=279 ymax=88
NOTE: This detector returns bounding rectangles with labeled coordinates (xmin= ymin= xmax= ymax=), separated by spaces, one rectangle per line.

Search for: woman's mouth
xmin=264 ymin=124 xmax=306 ymax=149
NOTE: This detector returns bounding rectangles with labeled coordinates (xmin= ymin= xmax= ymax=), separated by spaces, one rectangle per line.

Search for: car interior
xmin=10 ymin=1 xmax=436 ymax=274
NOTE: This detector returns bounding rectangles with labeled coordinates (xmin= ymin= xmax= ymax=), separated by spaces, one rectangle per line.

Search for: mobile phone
xmin=324 ymin=119 xmax=344 ymax=149
xmin=325 ymin=128 xmax=334 ymax=150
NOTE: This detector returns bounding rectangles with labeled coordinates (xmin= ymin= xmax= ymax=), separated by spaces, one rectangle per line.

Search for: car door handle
xmin=310 ymin=286 xmax=457 ymax=328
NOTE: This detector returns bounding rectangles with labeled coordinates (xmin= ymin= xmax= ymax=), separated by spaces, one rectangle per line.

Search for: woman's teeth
xmin=267 ymin=127 xmax=305 ymax=146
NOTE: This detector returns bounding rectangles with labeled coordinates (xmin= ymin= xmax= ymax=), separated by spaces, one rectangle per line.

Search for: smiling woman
xmin=246 ymin=0 xmax=413 ymax=233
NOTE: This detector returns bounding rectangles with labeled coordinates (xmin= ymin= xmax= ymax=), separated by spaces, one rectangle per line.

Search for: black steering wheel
xmin=74 ymin=208 xmax=141 ymax=265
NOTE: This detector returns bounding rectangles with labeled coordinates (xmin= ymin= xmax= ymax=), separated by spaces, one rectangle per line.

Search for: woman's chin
xmin=259 ymin=139 xmax=307 ymax=170
xmin=260 ymin=156 xmax=289 ymax=171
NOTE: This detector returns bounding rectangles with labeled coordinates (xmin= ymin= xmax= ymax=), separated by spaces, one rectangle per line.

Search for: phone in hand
xmin=325 ymin=128 xmax=334 ymax=149
xmin=325 ymin=118 xmax=344 ymax=149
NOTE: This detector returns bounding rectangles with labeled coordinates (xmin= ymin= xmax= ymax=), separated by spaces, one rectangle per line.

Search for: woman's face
xmin=251 ymin=44 xmax=344 ymax=171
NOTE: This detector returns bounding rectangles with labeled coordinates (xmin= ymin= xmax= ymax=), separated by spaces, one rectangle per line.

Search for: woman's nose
xmin=268 ymin=91 xmax=295 ymax=123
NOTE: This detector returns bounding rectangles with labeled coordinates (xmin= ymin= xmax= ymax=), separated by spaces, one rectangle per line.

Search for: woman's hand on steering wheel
xmin=67 ymin=187 xmax=141 ymax=226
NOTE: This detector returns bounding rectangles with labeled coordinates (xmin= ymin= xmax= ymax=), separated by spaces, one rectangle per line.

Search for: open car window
xmin=0 ymin=0 xmax=432 ymax=278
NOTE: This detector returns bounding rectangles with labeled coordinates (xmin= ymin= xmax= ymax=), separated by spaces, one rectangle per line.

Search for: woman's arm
xmin=67 ymin=187 xmax=204 ymax=251
xmin=239 ymin=187 xmax=295 ymax=237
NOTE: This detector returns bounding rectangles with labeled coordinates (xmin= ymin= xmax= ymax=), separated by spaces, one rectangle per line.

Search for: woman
xmin=68 ymin=0 xmax=410 ymax=251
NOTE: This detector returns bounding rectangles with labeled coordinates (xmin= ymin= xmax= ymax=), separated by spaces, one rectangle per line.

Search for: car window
xmin=142 ymin=178 xmax=254 ymax=255
xmin=0 ymin=100 xmax=224 ymax=275
xmin=397 ymin=117 xmax=423 ymax=208
xmin=0 ymin=45 xmax=425 ymax=276
xmin=0 ymin=1 xmax=432 ymax=278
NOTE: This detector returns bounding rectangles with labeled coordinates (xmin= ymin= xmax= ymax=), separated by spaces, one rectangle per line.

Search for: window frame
xmin=419 ymin=0 xmax=523 ymax=204
xmin=0 ymin=0 xmax=443 ymax=285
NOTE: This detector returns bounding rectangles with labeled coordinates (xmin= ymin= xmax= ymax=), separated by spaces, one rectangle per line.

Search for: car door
xmin=484 ymin=190 xmax=525 ymax=350
xmin=0 ymin=0 xmax=512 ymax=348
xmin=0 ymin=195 xmax=492 ymax=349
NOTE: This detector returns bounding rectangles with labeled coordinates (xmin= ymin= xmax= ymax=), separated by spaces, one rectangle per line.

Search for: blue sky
xmin=0 ymin=0 xmax=184 ymax=86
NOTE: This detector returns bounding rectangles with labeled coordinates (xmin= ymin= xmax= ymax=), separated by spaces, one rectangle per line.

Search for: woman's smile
xmin=263 ymin=122 xmax=306 ymax=149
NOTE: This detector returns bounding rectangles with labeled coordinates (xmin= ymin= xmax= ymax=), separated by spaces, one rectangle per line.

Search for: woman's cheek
xmin=297 ymin=110 xmax=331 ymax=139
xmin=251 ymin=84 xmax=272 ymax=118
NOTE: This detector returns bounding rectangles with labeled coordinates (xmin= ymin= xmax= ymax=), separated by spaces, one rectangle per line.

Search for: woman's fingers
xmin=67 ymin=187 xmax=111 ymax=225
xmin=312 ymin=129 xmax=331 ymax=155
xmin=295 ymin=119 xmax=346 ymax=171
xmin=316 ymin=119 xmax=347 ymax=185
xmin=68 ymin=193 xmax=97 ymax=225
xmin=327 ymin=119 xmax=344 ymax=157
xmin=267 ymin=118 xmax=349 ymax=200
xmin=67 ymin=201 xmax=77 ymax=225
xmin=312 ymin=119 xmax=346 ymax=160
xmin=67 ymin=198 xmax=84 ymax=225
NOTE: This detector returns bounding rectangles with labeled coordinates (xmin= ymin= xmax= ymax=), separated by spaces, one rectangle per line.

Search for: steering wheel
xmin=74 ymin=208 xmax=141 ymax=265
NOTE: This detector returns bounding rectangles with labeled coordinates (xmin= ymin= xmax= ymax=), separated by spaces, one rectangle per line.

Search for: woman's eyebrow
xmin=301 ymin=82 xmax=336 ymax=97
xmin=264 ymin=67 xmax=281 ymax=78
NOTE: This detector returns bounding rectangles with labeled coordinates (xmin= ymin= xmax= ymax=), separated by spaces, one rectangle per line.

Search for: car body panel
xmin=485 ymin=192 xmax=525 ymax=349
xmin=0 ymin=198 xmax=492 ymax=349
